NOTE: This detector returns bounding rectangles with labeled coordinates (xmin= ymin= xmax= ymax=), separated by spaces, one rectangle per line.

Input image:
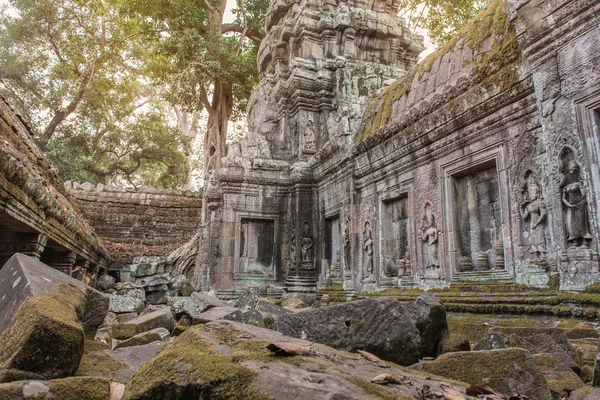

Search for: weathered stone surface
xmin=112 ymin=308 xmax=175 ymax=341
xmin=274 ymin=297 xmax=423 ymax=366
xmin=532 ymin=352 xmax=585 ymax=397
xmin=404 ymin=293 xmax=449 ymax=357
xmin=571 ymin=386 xmax=600 ymax=400
xmin=0 ymin=254 xmax=108 ymax=337
xmin=0 ymin=369 xmax=42 ymax=384
xmin=419 ymin=348 xmax=552 ymax=399
xmin=96 ymin=274 xmax=117 ymax=291
xmin=122 ymin=319 xmax=467 ymax=400
xmin=114 ymin=328 xmax=170 ymax=350
xmin=235 ymin=290 xmax=260 ymax=310
xmin=166 ymin=296 xmax=209 ymax=319
xmin=109 ymin=342 xmax=167 ymax=382
xmin=256 ymin=299 xmax=292 ymax=317
xmin=116 ymin=313 xmax=139 ymax=324
xmin=475 ymin=332 xmax=571 ymax=356
xmin=0 ymin=255 xmax=113 ymax=379
xmin=71 ymin=186 xmax=202 ymax=263
xmin=108 ymin=295 xmax=145 ymax=314
xmin=0 ymin=377 xmax=111 ymax=400
xmin=438 ymin=333 xmax=471 ymax=354
xmin=191 ymin=306 xmax=241 ymax=324
xmin=191 ymin=293 xmax=225 ymax=308
xmin=170 ymin=275 xmax=194 ymax=297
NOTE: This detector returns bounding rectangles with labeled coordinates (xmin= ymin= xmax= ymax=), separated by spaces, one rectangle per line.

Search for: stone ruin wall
xmin=200 ymin=0 xmax=600 ymax=296
xmin=69 ymin=183 xmax=203 ymax=270
xmin=0 ymin=95 xmax=108 ymax=277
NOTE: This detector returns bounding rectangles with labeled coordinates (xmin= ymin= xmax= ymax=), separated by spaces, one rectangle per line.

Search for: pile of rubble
xmin=1 ymin=253 xmax=600 ymax=399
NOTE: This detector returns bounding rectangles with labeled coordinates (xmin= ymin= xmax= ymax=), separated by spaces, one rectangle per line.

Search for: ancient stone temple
xmin=0 ymin=96 xmax=108 ymax=277
xmin=198 ymin=0 xmax=600 ymax=297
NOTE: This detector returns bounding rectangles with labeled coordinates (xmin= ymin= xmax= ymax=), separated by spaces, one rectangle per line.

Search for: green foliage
xmin=399 ymin=0 xmax=492 ymax=45
xmin=124 ymin=0 xmax=262 ymax=121
xmin=0 ymin=0 xmax=190 ymax=188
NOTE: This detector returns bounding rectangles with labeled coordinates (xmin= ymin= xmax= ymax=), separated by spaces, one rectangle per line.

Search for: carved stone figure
xmin=560 ymin=155 xmax=592 ymax=248
xmin=520 ymin=172 xmax=548 ymax=259
xmin=363 ymin=221 xmax=374 ymax=276
xmin=301 ymin=220 xmax=313 ymax=265
xmin=421 ymin=204 xmax=439 ymax=269
xmin=303 ymin=120 xmax=316 ymax=152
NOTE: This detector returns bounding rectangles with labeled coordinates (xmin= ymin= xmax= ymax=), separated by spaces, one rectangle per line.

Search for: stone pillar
xmin=47 ymin=251 xmax=77 ymax=276
xmin=0 ymin=232 xmax=47 ymax=267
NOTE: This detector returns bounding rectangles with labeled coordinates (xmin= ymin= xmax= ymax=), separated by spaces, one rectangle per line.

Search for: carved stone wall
xmin=69 ymin=182 xmax=203 ymax=264
xmin=0 ymin=95 xmax=108 ymax=277
xmin=200 ymin=0 xmax=600 ymax=295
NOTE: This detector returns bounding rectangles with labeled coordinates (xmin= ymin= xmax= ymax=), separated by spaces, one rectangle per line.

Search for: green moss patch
xmin=75 ymin=340 xmax=128 ymax=379
xmin=0 ymin=284 xmax=86 ymax=379
xmin=125 ymin=326 xmax=274 ymax=399
xmin=356 ymin=0 xmax=521 ymax=142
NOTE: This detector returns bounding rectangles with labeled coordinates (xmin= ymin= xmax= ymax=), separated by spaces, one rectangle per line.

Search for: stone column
xmin=47 ymin=251 xmax=77 ymax=276
xmin=0 ymin=232 xmax=47 ymax=267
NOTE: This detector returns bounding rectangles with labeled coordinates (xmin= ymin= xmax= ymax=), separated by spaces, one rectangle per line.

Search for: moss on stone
xmin=124 ymin=326 xmax=272 ymax=400
xmin=0 ymin=376 xmax=111 ymax=400
xmin=343 ymin=375 xmax=413 ymax=400
xmin=348 ymin=319 xmax=371 ymax=334
xmin=263 ymin=316 xmax=276 ymax=330
xmin=0 ymin=284 xmax=86 ymax=378
xmin=356 ymin=0 xmax=520 ymax=142
xmin=75 ymin=350 xmax=128 ymax=379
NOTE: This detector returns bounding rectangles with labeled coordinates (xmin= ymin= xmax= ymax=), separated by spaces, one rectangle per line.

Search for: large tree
xmin=125 ymin=0 xmax=268 ymax=175
xmin=0 ymin=0 xmax=190 ymax=188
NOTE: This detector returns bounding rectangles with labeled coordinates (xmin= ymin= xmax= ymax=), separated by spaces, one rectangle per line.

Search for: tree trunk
xmin=203 ymin=80 xmax=232 ymax=175
xmin=175 ymin=107 xmax=200 ymax=190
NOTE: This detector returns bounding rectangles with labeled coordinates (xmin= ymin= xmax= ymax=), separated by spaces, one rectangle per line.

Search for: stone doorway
xmin=323 ymin=215 xmax=342 ymax=283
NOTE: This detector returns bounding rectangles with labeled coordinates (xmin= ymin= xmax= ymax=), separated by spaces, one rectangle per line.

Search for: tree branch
xmin=221 ymin=23 xmax=264 ymax=41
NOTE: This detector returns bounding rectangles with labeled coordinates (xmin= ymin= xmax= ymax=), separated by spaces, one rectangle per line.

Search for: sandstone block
xmin=274 ymin=296 xmax=424 ymax=366
xmin=419 ymin=348 xmax=552 ymax=400
xmin=109 ymin=295 xmax=145 ymax=314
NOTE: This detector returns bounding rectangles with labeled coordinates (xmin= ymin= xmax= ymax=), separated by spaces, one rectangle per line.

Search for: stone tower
xmin=245 ymin=0 xmax=424 ymax=160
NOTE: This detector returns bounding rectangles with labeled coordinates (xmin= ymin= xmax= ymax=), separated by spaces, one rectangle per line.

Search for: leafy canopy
xmin=0 ymin=0 xmax=190 ymax=188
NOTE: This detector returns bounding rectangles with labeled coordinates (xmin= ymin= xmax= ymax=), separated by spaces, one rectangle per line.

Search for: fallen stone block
xmin=0 ymin=253 xmax=108 ymax=337
xmin=274 ymin=296 xmax=426 ymax=366
xmin=0 ymin=376 xmax=112 ymax=400
xmin=112 ymin=308 xmax=175 ymax=340
xmin=0 ymin=369 xmax=43 ymax=384
xmin=404 ymin=293 xmax=449 ymax=358
xmin=438 ymin=333 xmax=470 ymax=354
xmin=235 ymin=290 xmax=260 ymax=310
xmin=122 ymin=319 xmax=468 ymax=400
xmin=256 ymin=299 xmax=292 ymax=317
xmin=191 ymin=306 xmax=241 ymax=324
xmin=192 ymin=292 xmax=226 ymax=308
xmin=532 ymin=352 xmax=585 ymax=398
xmin=418 ymin=348 xmax=552 ymax=400
xmin=108 ymin=295 xmax=145 ymax=314
xmin=114 ymin=328 xmax=170 ymax=350
xmin=0 ymin=254 xmax=109 ymax=379
xmin=167 ymin=296 xmax=209 ymax=319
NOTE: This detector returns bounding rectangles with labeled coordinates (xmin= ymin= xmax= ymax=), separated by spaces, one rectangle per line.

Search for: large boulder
xmin=274 ymin=296 xmax=426 ymax=365
xmin=418 ymin=348 xmax=552 ymax=400
xmin=122 ymin=319 xmax=468 ymax=400
xmin=404 ymin=293 xmax=449 ymax=357
xmin=0 ymin=254 xmax=109 ymax=379
xmin=0 ymin=254 xmax=108 ymax=337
